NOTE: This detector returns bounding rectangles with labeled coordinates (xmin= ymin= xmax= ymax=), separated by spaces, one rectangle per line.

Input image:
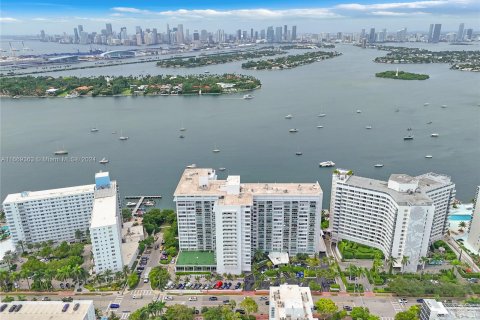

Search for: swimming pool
xmin=449 ymin=215 xmax=472 ymax=221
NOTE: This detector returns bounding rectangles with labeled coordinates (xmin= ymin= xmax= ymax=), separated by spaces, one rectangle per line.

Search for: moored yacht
xmin=285 ymin=114 xmax=293 ymax=119
xmin=365 ymin=126 xmax=372 ymax=129
xmin=54 ymin=149 xmax=68 ymax=155
xmin=243 ymin=94 xmax=253 ymax=99
xmin=374 ymin=164 xmax=384 ymax=168
xmin=318 ymin=113 xmax=326 ymax=117
xmin=295 ymin=151 xmax=303 ymax=156
xmin=99 ymin=157 xmax=109 ymax=164
xmin=186 ymin=164 xmax=197 ymax=169
xmin=431 ymin=133 xmax=439 ymax=137
xmin=319 ymin=161 xmax=335 ymax=167
xmin=425 ymin=155 xmax=433 ymax=159
xmin=289 ymin=128 xmax=298 ymax=133
xmin=404 ymin=135 xmax=414 ymax=140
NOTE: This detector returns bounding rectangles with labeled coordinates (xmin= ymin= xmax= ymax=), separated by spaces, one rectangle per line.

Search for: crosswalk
xmin=105 ymin=294 xmax=124 ymax=314
xmin=120 ymin=311 xmax=130 ymax=320
xmin=131 ymin=289 xmax=153 ymax=296
xmin=391 ymin=301 xmax=404 ymax=313
xmin=381 ymin=317 xmax=394 ymax=320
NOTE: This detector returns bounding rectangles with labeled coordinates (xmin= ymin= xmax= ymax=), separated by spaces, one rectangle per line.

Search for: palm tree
xmin=11 ymin=271 xmax=21 ymax=291
xmin=122 ymin=265 xmax=130 ymax=280
xmin=114 ymin=271 xmax=123 ymax=281
xmin=43 ymin=269 xmax=55 ymax=291
xmin=147 ymin=301 xmax=166 ymax=318
xmin=401 ymin=256 xmax=410 ymax=273
xmin=387 ymin=256 xmax=397 ymax=275
xmin=56 ymin=265 xmax=72 ymax=283
xmin=17 ymin=240 xmax=26 ymax=253
xmin=0 ymin=270 xmax=11 ymax=291
xmin=420 ymin=256 xmax=429 ymax=270
xmin=459 ymin=221 xmax=467 ymax=232
xmin=75 ymin=229 xmax=84 ymax=243
xmin=103 ymin=269 xmax=113 ymax=284
xmin=175 ymin=275 xmax=181 ymax=283
xmin=20 ymin=268 xmax=31 ymax=290
xmin=2 ymin=250 xmax=17 ymax=270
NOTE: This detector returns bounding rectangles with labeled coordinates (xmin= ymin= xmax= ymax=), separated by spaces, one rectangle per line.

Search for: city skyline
xmin=1 ymin=0 xmax=479 ymax=35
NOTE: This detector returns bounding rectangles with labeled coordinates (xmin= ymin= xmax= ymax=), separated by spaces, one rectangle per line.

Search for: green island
xmin=241 ymin=50 xmax=341 ymax=70
xmin=156 ymin=49 xmax=286 ymax=68
xmin=374 ymin=46 xmax=480 ymax=71
xmin=0 ymin=74 xmax=261 ymax=97
xmin=375 ymin=70 xmax=430 ymax=80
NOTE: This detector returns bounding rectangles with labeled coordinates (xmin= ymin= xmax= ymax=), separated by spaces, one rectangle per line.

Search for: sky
xmin=0 ymin=0 xmax=479 ymax=35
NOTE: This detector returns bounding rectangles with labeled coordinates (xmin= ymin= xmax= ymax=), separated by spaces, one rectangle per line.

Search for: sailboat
xmin=54 ymin=145 xmax=68 ymax=155
xmin=99 ymin=157 xmax=109 ymax=164
xmin=119 ymin=130 xmax=129 ymax=141
xmin=212 ymin=145 xmax=220 ymax=153
xmin=91 ymin=126 xmax=99 ymax=132
xmin=180 ymin=122 xmax=186 ymax=131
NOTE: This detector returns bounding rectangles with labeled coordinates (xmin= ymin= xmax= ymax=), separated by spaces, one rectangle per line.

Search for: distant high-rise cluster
xmin=39 ymin=23 xmax=298 ymax=46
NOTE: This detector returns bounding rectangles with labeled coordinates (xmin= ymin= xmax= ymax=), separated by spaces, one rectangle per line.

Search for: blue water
xmin=448 ymin=215 xmax=472 ymax=221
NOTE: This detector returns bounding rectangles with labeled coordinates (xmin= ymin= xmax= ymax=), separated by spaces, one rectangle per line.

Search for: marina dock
xmin=125 ymin=195 xmax=162 ymax=214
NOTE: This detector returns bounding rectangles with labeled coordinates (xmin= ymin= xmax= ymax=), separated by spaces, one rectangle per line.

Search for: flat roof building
xmin=420 ymin=299 xmax=480 ymax=319
xmin=330 ymin=169 xmax=455 ymax=272
xmin=0 ymin=300 xmax=95 ymax=320
xmin=269 ymin=284 xmax=317 ymax=320
xmin=174 ymin=168 xmax=323 ymax=275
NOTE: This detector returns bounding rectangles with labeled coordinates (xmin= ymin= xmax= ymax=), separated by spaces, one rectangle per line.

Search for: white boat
xmin=65 ymin=92 xmax=79 ymax=99
xmin=144 ymin=200 xmax=155 ymax=206
xmin=404 ymin=135 xmax=414 ymax=140
xmin=425 ymin=155 xmax=433 ymax=159
xmin=318 ymin=113 xmax=326 ymax=117
xmin=289 ymin=128 xmax=298 ymax=133
xmin=296 ymin=151 xmax=303 ymax=156
xmin=285 ymin=114 xmax=293 ymax=119
xmin=99 ymin=157 xmax=109 ymax=164
xmin=204 ymin=70 xmax=210 ymax=73
xmin=441 ymin=105 xmax=447 ymax=108
xmin=186 ymin=164 xmax=197 ymax=169
xmin=243 ymin=94 xmax=254 ymax=99
xmin=317 ymin=125 xmax=324 ymax=128
xmin=374 ymin=164 xmax=384 ymax=168
xmin=356 ymin=109 xmax=362 ymax=113
xmin=424 ymin=102 xmax=430 ymax=106
xmin=54 ymin=149 xmax=68 ymax=155
xmin=119 ymin=130 xmax=128 ymax=141
xmin=91 ymin=127 xmax=99 ymax=132
xmin=431 ymin=133 xmax=439 ymax=137
xmin=319 ymin=161 xmax=335 ymax=167
xmin=365 ymin=126 xmax=372 ymax=129
xmin=212 ymin=147 xmax=220 ymax=153
xmin=126 ymin=202 xmax=137 ymax=206
xmin=218 ymin=167 xmax=226 ymax=171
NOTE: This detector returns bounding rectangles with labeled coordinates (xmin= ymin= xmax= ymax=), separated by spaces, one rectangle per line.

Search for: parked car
xmin=163 ymin=296 xmax=173 ymax=301
xmin=62 ymin=304 xmax=70 ymax=312
xmin=15 ymin=305 xmax=22 ymax=312
xmin=73 ymin=303 xmax=80 ymax=311
xmin=110 ymin=303 xmax=120 ymax=309
xmin=188 ymin=297 xmax=197 ymax=301
xmin=62 ymin=297 xmax=73 ymax=302
xmin=235 ymin=309 xmax=245 ymax=314
xmin=209 ymin=297 xmax=218 ymax=301
xmin=343 ymin=306 xmax=352 ymax=311
xmin=223 ymin=299 xmax=230 ymax=304
xmin=0 ymin=304 xmax=8 ymax=312
xmin=399 ymin=298 xmax=408 ymax=304
xmin=42 ymin=297 xmax=51 ymax=301
xmin=234 ymin=282 xmax=241 ymax=289
xmin=260 ymin=296 xmax=268 ymax=301
xmin=8 ymin=305 xmax=17 ymax=313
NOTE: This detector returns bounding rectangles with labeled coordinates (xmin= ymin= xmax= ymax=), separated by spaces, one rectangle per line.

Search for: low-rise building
xmin=269 ymin=284 xmax=317 ymax=320
xmin=0 ymin=300 xmax=95 ymax=320
xmin=420 ymin=299 xmax=480 ymax=319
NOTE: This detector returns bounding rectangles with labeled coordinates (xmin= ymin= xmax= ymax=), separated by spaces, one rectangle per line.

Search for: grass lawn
xmin=176 ymin=251 xmax=216 ymax=266
xmin=339 ymin=239 xmax=384 ymax=259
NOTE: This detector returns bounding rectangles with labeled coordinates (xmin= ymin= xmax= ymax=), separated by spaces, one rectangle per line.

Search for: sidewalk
xmin=445 ymin=236 xmax=480 ymax=272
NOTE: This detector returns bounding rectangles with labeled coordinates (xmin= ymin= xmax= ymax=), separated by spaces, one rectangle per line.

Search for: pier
xmin=125 ymin=195 xmax=162 ymax=215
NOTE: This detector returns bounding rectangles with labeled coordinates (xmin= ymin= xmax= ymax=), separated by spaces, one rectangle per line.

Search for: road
xmin=1 ymin=291 xmax=417 ymax=319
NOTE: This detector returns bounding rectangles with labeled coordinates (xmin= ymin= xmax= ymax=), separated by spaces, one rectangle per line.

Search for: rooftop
xmin=176 ymin=250 xmax=216 ymax=266
xmin=174 ymin=168 xmax=322 ymax=198
xmin=270 ymin=284 xmax=316 ymax=320
xmin=90 ymin=181 xmax=118 ymax=229
xmin=3 ymin=184 xmax=95 ymax=204
xmin=0 ymin=300 xmax=94 ymax=320
xmin=268 ymin=252 xmax=289 ymax=265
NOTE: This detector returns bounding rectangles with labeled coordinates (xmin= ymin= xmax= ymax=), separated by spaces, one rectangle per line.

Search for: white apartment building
xmin=3 ymin=185 xmax=95 ymax=244
xmin=269 ymin=284 xmax=317 ymax=320
xmin=330 ymin=170 xmax=455 ymax=272
xmin=90 ymin=172 xmax=124 ymax=274
xmin=174 ymin=168 xmax=323 ymax=275
xmin=467 ymin=186 xmax=480 ymax=252
xmin=420 ymin=299 xmax=480 ymax=320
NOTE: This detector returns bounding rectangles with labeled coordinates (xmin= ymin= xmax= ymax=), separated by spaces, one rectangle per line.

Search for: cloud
xmin=335 ymin=0 xmax=461 ymax=11
xmin=112 ymin=7 xmax=151 ymax=14
xmin=370 ymin=10 xmax=429 ymax=15
xmin=0 ymin=17 xmax=20 ymax=22
xmin=110 ymin=7 xmax=341 ymax=19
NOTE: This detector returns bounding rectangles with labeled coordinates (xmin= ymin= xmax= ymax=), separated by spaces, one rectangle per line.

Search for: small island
xmin=373 ymin=46 xmax=480 ymax=72
xmin=241 ymin=51 xmax=341 ymax=70
xmin=156 ymin=49 xmax=286 ymax=68
xmin=279 ymin=43 xmax=335 ymax=50
xmin=375 ymin=70 xmax=429 ymax=80
xmin=0 ymin=74 xmax=261 ymax=98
